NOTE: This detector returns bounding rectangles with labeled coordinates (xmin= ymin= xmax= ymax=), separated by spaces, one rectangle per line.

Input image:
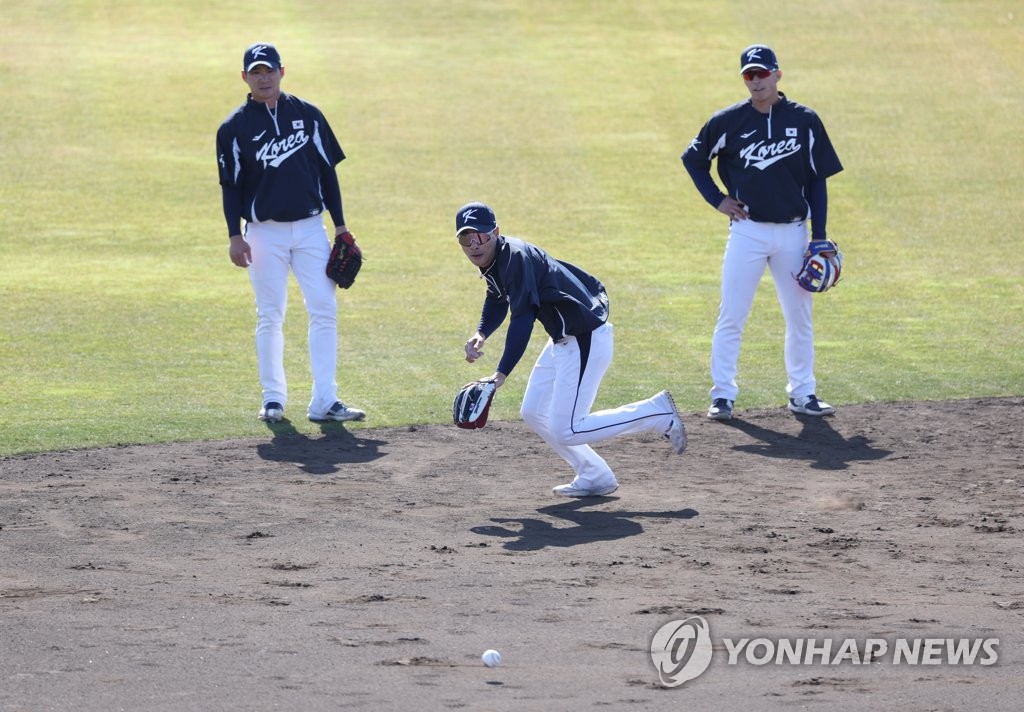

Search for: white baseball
xmin=481 ymin=649 xmax=502 ymax=667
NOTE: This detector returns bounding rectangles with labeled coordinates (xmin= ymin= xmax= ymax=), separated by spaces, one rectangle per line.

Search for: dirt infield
xmin=2 ymin=397 xmax=1022 ymax=711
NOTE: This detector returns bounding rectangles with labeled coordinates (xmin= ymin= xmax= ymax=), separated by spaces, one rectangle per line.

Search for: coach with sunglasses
xmin=681 ymin=44 xmax=843 ymax=422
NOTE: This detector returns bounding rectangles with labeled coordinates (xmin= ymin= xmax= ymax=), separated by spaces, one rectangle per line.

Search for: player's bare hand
xmin=717 ymin=197 xmax=749 ymax=221
xmin=487 ymin=372 xmax=507 ymax=388
xmin=465 ymin=334 xmax=486 ymax=363
xmin=229 ymin=235 xmax=252 ymax=268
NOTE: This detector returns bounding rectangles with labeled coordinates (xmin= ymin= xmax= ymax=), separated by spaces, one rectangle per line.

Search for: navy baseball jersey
xmin=217 ymin=93 xmax=344 ymax=235
xmin=477 ymin=236 xmax=609 ymax=375
xmin=681 ymin=93 xmax=842 ymax=223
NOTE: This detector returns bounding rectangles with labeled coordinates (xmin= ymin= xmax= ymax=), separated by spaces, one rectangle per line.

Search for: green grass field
xmin=1 ymin=0 xmax=1021 ymax=456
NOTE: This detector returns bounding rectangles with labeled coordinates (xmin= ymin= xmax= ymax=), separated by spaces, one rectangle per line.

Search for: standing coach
xmin=681 ymin=44 xmax=843 ymax=421
xmin=216 ymin=43 xmax=365 ymax=425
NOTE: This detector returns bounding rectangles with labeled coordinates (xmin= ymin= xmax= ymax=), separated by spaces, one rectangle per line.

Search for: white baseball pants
xmin=520 ymin=323 xmax=676 ymax=489
xmin=710 ymin=219 xmax=815 ymax=402
xmin=244 ymin=216 xmax=339 ymax=416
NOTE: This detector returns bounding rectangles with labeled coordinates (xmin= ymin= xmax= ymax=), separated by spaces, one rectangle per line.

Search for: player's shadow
xmin=256 ymin=419 xmax=385 ymax=475
xmin=470 ymin=498 xmax=699 ymax=551
xmin=724 ymin=414 xmax=891 ymax=470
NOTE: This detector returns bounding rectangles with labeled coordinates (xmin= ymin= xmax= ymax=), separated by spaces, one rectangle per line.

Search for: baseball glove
xmin=453 ymin=380 xmax=498 ymax=430
xmin=326 ymin=231 xmax=363 ymax=289
xmin=795 ymin=239 xmax=843 ymax=293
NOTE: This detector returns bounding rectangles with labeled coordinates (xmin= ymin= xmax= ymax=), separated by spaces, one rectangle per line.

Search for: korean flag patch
xmin=786 ymin=127 xmax=797 ymax=137
xmin=292 ymin=120 xmax=304 ymax=130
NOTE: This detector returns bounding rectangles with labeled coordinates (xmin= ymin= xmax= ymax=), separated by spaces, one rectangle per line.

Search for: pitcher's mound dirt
xmin=2 ymin=397 xmax=1021 ymax=710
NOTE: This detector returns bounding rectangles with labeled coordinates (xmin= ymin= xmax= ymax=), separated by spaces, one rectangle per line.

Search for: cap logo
xmin=250 ymin=45 xmax=271 ymax=59
xmin=461 ymin=208 xmax=478 ymax=222
xmin=745 ymin=48 xmax=763 ymax=62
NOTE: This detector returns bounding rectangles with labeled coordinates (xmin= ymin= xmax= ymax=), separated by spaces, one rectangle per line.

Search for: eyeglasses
xmin=742 ymin=68 xmax=773 ymax=81
xmin=458 ymin=230 xmax=494 ymax=247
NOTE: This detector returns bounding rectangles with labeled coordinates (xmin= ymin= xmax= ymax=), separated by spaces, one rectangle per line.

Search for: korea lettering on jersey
xmin=684 ymin=94 xmax=842 ymax=223
xmin=216 ymin=93 xmax=345 ymax=224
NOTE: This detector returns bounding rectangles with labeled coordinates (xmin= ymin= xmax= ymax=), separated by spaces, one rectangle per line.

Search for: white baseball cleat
xmin=309 ymin=401 xmax=366 ymax=422
xmin=258 ymin=402 xmax=284 ymax=423
xmin=660 ymin=390 xmax=688 ymax=454
xmin=553 ymin=481 xmax=619 ymax=498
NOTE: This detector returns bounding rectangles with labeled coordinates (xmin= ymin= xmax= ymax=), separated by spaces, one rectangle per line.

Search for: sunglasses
xmin=742 ymin=68 xmax=774 ymax=81
xmin=458 ymin=230 xmax=494 ymax=247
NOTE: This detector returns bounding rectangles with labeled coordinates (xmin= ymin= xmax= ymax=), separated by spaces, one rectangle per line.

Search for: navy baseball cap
xmin=244 ymin=43 xmax=282 ymax=72
xmin=455 ymin=202 xmax=497 ymax=236
xmin=739 ymin=44 xmax=779 ymax=73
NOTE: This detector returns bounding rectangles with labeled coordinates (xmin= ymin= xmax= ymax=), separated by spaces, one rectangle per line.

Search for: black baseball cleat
xmin=258 ymin=402 xmax=284 ymax=423
xmin=707 ymin=398 xmax=733 ymax=421
xmin=788 ymin=394 xmax=834 ymax=416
